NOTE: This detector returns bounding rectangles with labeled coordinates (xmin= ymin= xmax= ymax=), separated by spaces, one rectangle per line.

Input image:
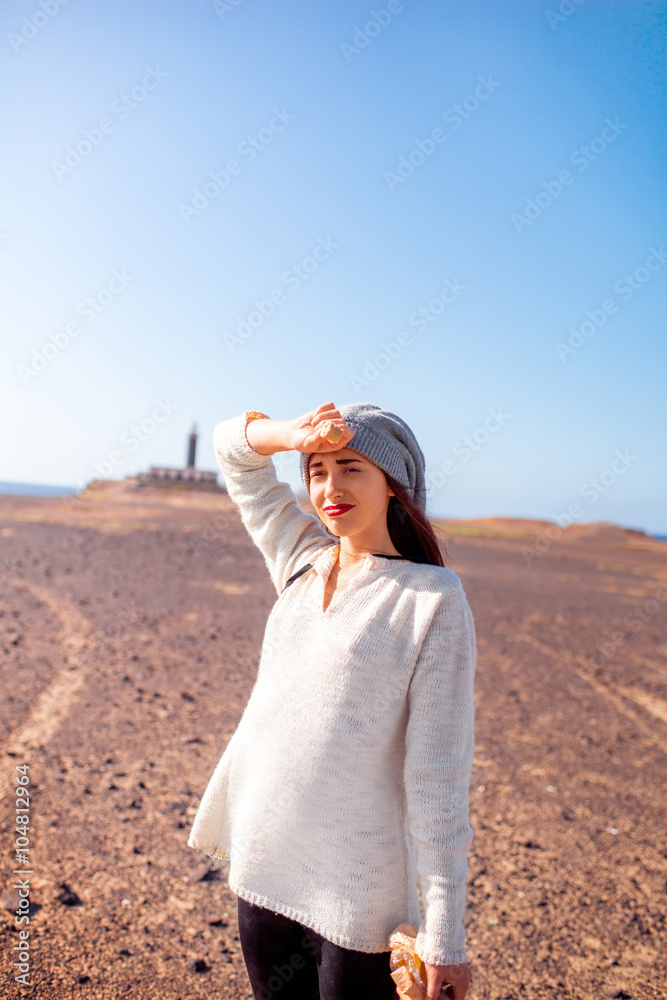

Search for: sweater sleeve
xmin=404 ymin=580 xmax=476 ymax=967
xmin=212 ymin=412 xmax=334 ymax=595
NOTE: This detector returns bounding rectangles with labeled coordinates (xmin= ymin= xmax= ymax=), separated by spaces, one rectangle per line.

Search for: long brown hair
xmin=384 ymin=472 xmax=447 ymax=567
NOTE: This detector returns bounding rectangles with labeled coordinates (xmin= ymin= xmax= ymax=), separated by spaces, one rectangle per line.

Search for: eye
xmin=310 ymin=468 xmax=358 ymax=478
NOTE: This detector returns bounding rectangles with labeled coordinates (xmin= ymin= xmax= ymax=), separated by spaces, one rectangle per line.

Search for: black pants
xmin=236 ymin=895 xmax=398 ymax=1000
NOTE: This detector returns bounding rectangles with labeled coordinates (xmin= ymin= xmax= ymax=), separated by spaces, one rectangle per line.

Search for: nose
xmin=322 ymin=471 xmax=346 ymax=502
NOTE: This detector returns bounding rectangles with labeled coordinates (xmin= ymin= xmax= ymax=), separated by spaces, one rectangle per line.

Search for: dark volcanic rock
xmin=56 ymin=883 xmax=83 ymax=907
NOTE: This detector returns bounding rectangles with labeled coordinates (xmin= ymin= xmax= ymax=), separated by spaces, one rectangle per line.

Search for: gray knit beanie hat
xmin=300 ymin=402 xmax=427 ymax=513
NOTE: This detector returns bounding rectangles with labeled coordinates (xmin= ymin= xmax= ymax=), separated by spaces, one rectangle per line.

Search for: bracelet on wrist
xmin=244 ymin=411 xmax=271 ymax=452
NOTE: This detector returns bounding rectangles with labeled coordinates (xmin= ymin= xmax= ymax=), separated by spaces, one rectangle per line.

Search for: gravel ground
xmin=0 ymin=485 xmax=665 ymax=999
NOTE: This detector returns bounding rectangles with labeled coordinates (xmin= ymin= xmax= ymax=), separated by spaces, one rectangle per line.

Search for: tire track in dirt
xmin=504 ymin=625 xmax=667 ymax=755
xmin=617 ymin=684 xmax=667 ymax=726
xmin=0 ymin=580 xmax=97 ymax=795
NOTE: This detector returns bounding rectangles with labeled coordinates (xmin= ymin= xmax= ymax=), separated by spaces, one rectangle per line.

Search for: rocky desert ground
xmin=0 ymin=479 xmax=666 ymax=999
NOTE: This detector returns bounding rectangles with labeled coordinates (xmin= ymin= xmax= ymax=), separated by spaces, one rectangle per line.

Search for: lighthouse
xmin=137 ymin=422 xmax=224 ymax=491
xmin=187 ymin=423 xmax=198 ymax=468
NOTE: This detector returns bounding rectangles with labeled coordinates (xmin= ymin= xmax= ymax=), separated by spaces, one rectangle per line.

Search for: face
xmin=307 ymin=447 xmax=395 ymax=538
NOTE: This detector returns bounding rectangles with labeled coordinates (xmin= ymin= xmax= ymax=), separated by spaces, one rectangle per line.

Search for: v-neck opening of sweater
xmin=315 ymin=545 xmax=411 ymax=615
xmin=315 ymin=544 xmax=410 ymax=578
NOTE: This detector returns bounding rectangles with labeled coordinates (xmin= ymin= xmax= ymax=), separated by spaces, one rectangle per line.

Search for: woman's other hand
xmin=422 ymin=959 xmax=472 ymax=1000
xmin=288 ymin=401 xmax=355 ymax=454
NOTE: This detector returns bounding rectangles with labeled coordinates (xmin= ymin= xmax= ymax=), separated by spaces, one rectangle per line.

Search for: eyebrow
xmin=308 ymin=457 xmax=364 ymax=470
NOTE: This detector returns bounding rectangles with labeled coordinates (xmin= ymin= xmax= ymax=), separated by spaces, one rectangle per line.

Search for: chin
xmin=318 ymin=514 xmax=348 ymax=535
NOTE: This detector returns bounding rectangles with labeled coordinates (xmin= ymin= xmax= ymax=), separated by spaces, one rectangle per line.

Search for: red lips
xmin=323 ymin=505 xmax=354 ymax=516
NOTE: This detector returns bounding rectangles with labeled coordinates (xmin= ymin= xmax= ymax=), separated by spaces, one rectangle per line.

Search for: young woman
xmin=188 ymin=401 xmax=476 ymax=1000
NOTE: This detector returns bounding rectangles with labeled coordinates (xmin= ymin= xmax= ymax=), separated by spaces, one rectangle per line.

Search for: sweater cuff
xmin=415 ymin=927 xmax=467 ymax=967
xmin=414 ymin=886 xmax=468 ymax=966
xmin=212 ymin=412 xmax=273 ymax=473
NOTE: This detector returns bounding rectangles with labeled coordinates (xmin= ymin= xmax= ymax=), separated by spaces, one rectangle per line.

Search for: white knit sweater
xmin=188 ymin=412 xmax=476 ymax=965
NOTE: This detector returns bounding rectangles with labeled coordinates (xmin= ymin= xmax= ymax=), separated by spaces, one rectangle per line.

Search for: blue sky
xmin=1 ymin=0 xmax=665 ymax=533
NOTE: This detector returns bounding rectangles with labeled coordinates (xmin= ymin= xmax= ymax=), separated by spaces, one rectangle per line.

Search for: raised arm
xmin=212 ymin=405 xmax=353 ymax=594
xmin=403 ymin=580 xmax=476 ymax=979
